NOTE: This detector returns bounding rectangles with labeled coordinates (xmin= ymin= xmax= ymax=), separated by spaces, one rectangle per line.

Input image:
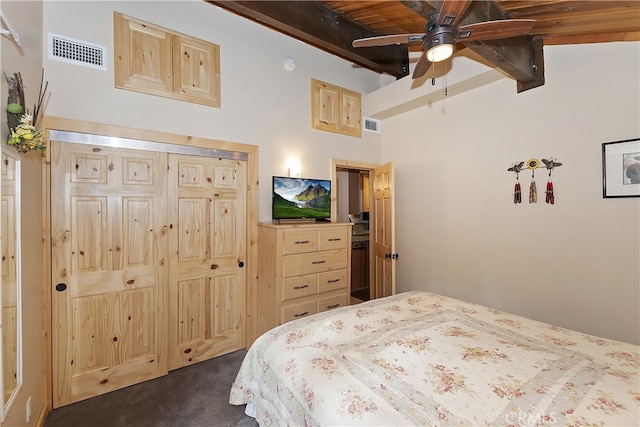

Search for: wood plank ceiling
xmin=208 ymin=1 xmax=640 ymax=91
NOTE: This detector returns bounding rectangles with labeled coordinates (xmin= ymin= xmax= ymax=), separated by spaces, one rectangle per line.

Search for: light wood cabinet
xmin=258 ymin=222 xmax=352 ymax=335
xmin=114 ymin=12 xmax=220 ymax=108
xmin=311 ymin=79 xmax=361 ymax=137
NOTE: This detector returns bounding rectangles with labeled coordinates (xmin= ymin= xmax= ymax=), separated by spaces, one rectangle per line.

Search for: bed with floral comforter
xmin=230 ymin=291 xmax=639 ymax=426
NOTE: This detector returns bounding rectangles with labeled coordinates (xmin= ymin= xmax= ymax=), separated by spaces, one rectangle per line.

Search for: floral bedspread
xmin=230 ymin=292 xmax=639 ymax=426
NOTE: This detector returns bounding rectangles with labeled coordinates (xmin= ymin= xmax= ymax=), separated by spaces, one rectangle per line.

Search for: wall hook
xmin=1 ymin=13 xmax=21 ymax=46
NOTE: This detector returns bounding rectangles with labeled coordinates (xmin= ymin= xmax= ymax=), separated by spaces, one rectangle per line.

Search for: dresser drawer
xmin=283 ymin=249 xmax=348 ymax=277
xmin=318 ymin=269 xmax=347 ymax=293
xmin=283 ymin=229 xmax=318 ymax=254
xmin=318 ymin=228 xmax=349 ymax=251
xmin=282 ymin=274 xmax=318 ymax=302
xmin=317 ymin=293 xmax=348 ymax=313
xmin=282 ymin=300 xmax=317 ymax=323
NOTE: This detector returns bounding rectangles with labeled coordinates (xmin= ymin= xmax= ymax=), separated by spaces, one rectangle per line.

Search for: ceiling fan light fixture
xmin=425 ymin=31 xmax=455 ymax=62
xmin=426 ymin=43 xmax=454 ymax=62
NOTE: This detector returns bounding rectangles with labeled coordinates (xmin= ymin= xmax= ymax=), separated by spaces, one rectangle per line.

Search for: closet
xmin=47 ymin=122 xmax=257 ymax=407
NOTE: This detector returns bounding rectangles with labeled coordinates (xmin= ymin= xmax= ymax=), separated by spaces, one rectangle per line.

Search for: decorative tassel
xmin=514 ymin=181 xmax=522 ymax=204
xmin=545 ymin=180 xmax=554 ymax=204
xmin=529 ymin=180 xmax=537 ymax=203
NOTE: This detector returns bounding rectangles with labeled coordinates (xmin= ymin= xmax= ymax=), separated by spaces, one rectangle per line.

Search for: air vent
xmin=48 ymin=33 xmax=107 ymax=71
xmin=363 ymin=117 xmax=381 ymax=134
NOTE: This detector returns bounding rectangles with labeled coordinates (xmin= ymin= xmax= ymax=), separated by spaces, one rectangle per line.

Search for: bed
xmin=230 ymin=291 xmax=639 ymax=426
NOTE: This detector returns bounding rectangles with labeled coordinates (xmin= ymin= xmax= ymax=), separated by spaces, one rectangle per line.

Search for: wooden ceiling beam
xmin=402 ymin=0 xmax=545 ymax=91
xmin=207 ymin=1 xmax=410 ymax=79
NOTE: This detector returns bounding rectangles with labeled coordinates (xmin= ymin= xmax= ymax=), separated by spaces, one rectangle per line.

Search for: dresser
xmin=257 ymin=222 xmax=352 ymax=335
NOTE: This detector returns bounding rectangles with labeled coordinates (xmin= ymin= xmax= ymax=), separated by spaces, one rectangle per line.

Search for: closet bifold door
xmin=167 ymin=154 xmax=246 ymax=370
xmin=51 ymin=142 xmax=169 ymax=407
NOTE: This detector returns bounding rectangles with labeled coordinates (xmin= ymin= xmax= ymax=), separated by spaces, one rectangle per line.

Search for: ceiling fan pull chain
xmin=432 ymin=62 xmax=436 ymax=86
xmin=444 ymin=61 xmax=448 ymax=96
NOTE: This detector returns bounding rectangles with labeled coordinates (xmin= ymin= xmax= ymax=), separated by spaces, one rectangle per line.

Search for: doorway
xmin=336 ymin=167 xmax=371 ymax=303
xmin=331 ymin=159 xmax=396 ymax=304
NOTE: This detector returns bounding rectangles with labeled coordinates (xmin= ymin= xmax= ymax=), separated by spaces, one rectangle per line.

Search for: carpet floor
xmin=44 ymin=349 xmax=258 ymax=427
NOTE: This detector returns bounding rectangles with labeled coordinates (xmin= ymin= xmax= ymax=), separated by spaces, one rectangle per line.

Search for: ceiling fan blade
xmin=353 ymin=34 xmax=424 ymax=48
xmin=438 ymin=0 xmax=472 ymax=26
xmin=457 ymin=19 xmax=536 ymax=42
xmin=412 ymin=52 xmax=433 ymax=80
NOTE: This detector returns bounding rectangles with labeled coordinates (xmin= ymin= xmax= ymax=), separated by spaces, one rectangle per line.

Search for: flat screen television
xmin=272 ymin=176 xmax=331 ymax=221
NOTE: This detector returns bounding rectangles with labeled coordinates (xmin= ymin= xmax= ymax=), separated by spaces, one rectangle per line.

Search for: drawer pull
xmin=294 ymin=284 xmax=309 ymax=290
xmin=311 ymin=260 xmax=326 ymax=265
xmin=326 ymin=303 xmax=340 ymax=309
xmin=327 ymin=279 xmax=340 ymax=283
xmin=295 ymin=240 xmax=310 ymax=244
xmin=328 ymin=238 xmax=341 ymax=241
xmin=293 ymin=311 xmax=309 ymax=318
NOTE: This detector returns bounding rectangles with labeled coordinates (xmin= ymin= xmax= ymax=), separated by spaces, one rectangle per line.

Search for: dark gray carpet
xmin=44 ymin=349 xmax=258 ymax=427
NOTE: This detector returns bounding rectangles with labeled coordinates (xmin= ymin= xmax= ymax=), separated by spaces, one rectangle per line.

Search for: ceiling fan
xmin=352 ymin=0 xmax=536 ymax=80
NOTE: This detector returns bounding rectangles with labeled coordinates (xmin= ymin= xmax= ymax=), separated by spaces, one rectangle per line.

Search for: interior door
xmin=372 ymin=162 xmax=395 ymax=298
xmin=168 ymin=155 xmax=246 ymax=370
xmin=51 ymin=142 xmax=169 ymax=407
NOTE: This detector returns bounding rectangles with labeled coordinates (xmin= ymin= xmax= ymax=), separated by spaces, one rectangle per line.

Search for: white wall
xmin=373 ymin=42 xmax=640 ymax=345
xmin=42 ymin=0 xmax=394 ymax=222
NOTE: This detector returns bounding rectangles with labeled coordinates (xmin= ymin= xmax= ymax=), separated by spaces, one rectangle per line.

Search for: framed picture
xmin=602 ymin=138 xmax=640 ymax=198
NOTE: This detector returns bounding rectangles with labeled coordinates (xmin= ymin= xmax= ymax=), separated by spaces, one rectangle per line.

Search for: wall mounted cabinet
xmin=311 ymin=79 xmax=361 ymax=137
xmin=114 ymin=12 xmax=221 ymax=108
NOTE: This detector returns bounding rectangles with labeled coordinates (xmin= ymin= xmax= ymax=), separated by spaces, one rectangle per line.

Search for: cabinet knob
xmin=238 ymin=261 xmax=245 ymax=268
xmin=55 ymin=283 xmax=67 ymax=292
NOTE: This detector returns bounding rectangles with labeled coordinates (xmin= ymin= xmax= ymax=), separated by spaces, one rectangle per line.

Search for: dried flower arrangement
xmin=5 ymin=70 xmax=48 ymax=153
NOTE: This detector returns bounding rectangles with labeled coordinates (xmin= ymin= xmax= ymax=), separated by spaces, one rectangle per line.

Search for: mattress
xmin=230 ymin=291 xmax=639 ymax=426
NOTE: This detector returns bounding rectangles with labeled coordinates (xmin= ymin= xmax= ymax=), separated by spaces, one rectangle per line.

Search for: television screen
xmin=272 ymin=176 xmax=331 ymax=220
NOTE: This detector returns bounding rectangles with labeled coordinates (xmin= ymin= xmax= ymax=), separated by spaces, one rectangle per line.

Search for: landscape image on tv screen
xmin=272 ymin=176 xmax=331 ymax=220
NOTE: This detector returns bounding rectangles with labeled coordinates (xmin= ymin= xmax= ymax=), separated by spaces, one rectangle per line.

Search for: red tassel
xmin=514 ymin=181 xmax=521 ymax=204
xmin=546 ymin=180 xmax=554 ymax=204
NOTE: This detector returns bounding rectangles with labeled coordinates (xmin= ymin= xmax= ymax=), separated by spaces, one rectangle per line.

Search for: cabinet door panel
xmin=115 ymin=13 xmax=173 ymax=93
xmin=173 ymin=34 xmax=220 ymax=107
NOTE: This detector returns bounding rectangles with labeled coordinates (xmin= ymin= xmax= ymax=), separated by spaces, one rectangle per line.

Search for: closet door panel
xmin=51 ymin=142 xmax=168 ymax=407
xmin=168 ymin=155 xmax=246 ymax=369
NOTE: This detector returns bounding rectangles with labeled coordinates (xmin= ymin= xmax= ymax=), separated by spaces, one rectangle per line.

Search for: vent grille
xmin=48 ymin=33 xmax=107 ymax=70
xmin=364 ymin=117 xmax=381 ymax=134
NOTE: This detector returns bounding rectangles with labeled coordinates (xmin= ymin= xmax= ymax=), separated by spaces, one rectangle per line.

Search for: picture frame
xmin=602 ymin=138 xmax=640 ymax=198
